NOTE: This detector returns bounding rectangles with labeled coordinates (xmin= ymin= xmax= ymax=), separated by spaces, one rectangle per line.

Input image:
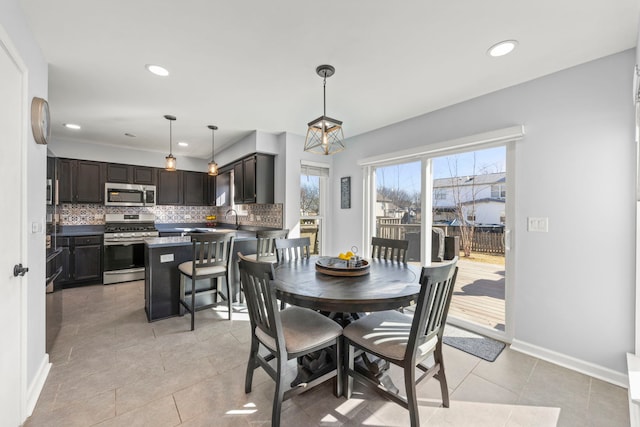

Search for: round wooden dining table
xmin=274 ymin=256 xmax=421 ymax=313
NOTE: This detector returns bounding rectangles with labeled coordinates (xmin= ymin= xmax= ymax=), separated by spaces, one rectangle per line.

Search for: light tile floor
xmin=27 ymin=281 xmax=630 ymax=427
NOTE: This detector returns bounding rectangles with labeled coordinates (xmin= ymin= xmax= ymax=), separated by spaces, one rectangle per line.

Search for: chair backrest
xmin=371 ymin=237 xmax=409 ymax=263
xmin=275 ymin=237 xmax=311 ymax=261
xmin=255 ymin=229 xmax=289 ymax=261
xmin=237 ymin=253 xmax=284 ymax=351
xmin=407 ymin=259 xmax=458 ymax=362
xmin=189 ymin=232 xmax=235 ymax=269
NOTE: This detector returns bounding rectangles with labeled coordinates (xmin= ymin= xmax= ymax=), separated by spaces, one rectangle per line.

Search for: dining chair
xmin=238 ymin=229 xmax=289 ymax=304
xmin=371 ymin=236 xmax=409 ymax=263
xmin=343 ymin=259 xmax=458 ymax=427
xmin=238 ymin=253 xmax=343 ymax=427
xmin=255 ymin=229 xmax=289 ymax=262
xmin=275 ymin=236 xmax=311 ymax=262
xmin=178 ymin=231 xmax=235 ymax=330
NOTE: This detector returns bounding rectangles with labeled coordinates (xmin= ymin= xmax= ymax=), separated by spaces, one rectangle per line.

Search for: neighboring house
xmin=433 ymin=172 xmax=506 ymax=225
xmin=375 ymin=194 xmax=403 ymax=219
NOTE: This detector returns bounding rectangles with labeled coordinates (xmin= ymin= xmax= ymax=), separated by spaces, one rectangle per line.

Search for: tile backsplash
xmin=58 ymin=203 xmax=283 ymax=229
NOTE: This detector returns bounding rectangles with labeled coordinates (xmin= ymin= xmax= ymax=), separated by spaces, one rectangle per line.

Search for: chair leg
xmin=435 ymin=344 xmax=450 ymax=408
xmin=190 ymin=276 xmax=196 ymax=331
xmin=225 ymin=274 xmax=232 ymax=320
xmin=344 ymin=341 xmax=354 ymax=399
xmin=272 ymin=355 xmax=286 ymax=427
xmin=335 ymin=338 xmax=343 ymax=398
xmin=404 ymin=364 xmax=419 ymax=427
xmin=179 ymin=274 xmax=185 ymax=316
xmin=245 ymin=336 xmax=259 ymax=393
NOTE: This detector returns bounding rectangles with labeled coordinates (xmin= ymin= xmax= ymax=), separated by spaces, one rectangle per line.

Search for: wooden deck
xmin=410 ymin=258 xmax=505 ymax=331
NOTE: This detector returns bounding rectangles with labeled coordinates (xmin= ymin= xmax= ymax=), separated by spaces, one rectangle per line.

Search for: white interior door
xmin=0 ymin=33 xmax=25 ymax=424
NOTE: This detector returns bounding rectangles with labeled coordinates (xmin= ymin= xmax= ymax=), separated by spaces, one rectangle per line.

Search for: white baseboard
xmin=511 ymin=338 xmax=627 ymax=388
xmin=25 ymin=353 xmax=51 ymax=418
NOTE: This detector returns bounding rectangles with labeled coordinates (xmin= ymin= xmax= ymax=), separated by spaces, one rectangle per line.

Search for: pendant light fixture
xmin=304 ymin=64 xmax=345 ymax=155
xmin=207 ymin=125 xmax=219 ymax=176
xmin=164 ymin=114 xmax=177 ymax=171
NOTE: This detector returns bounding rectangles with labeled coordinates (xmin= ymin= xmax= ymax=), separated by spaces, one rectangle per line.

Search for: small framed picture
xmin=341 ymin=176 xmax=351 ymax=209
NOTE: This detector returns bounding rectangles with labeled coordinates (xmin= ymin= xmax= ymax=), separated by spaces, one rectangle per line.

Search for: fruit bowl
xmin=315 ymin=257 xmax=370 ymax=277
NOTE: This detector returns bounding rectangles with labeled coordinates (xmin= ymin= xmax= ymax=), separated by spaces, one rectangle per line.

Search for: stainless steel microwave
xmin=105 ymin=183 xmax=156 ymax=207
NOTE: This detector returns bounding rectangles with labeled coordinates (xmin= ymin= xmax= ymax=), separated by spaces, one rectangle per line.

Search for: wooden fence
xmin=376 ymin=219 xmax=504 ymax=255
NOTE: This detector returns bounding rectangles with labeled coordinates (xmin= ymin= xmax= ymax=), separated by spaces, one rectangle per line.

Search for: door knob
xmin=13 ymin=264 xmax=29 ymax=277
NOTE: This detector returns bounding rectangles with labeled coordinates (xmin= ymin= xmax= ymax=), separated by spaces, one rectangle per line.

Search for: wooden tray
xmin=315 ymin=257 xmax=370 ymax=277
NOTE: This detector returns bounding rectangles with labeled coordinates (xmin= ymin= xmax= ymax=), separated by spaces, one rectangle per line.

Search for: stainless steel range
xmin=103 ymin=213 xmax=158 ymax=284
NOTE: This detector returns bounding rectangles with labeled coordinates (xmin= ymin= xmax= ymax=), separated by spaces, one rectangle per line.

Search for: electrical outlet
xmin=527 ymin=217 xmax=549 ymax=232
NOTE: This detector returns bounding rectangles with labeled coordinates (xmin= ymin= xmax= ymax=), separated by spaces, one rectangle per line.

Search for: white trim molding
xmin=511 ymin=339 xmax=628 ymax=388
xmin=26 ymin=355 xmax=51 ymax=417
xmin=358 ymin=125 xmax=525 ymax=167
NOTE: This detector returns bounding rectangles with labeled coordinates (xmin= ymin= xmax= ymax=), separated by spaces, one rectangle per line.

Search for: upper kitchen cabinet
xmin=183 ymin=171 xmax=207 ymax=206
xmin=157 ymin=169 xmax=183 ymax=205
xmin=214 ymin=170 xmax=231 ymax=206
xmin=58 ymin=158 xmax=105 ymax=203
xmin=105 ymin=163 xmax=129 ymax=183
xmin=206 ymin=174 xmax=217 ymax=206
xmin=233 ymin=154 xmax=274 ymax=204
xmin=106 ymin=163 xmax=156 ymax=185
xmin=133 ymin=166 xmax=156 ymax=185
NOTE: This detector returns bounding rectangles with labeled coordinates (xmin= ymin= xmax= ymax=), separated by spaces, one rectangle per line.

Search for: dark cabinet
xmin=57 ymin=159 xmax=74 ymax=203
xmin=233 ymin=162 xmax=244 ymax=204
xmin=183 ymin=171 xmax=207 ymax=206
xmin=133 ymin=166 xmax=156 ymax=185
xmin=107 ymin=163 xmax=157 ymax=185
xmin=157 ymin=169 xmax=183 ymax=205
xmin=233 ymin=154 xmax=274 ymax=204
xmin=55 ymin=235 xmax=103 ymax=287
xmin=206 ymin=174 xmax=217 ymax=206
xmin=106 ymin=163 xmax=130 ymax=183
xmin=215 ymin=171 xmax=231 ymax=206
xmin=58 ymin=159 xmax=105 ymax=203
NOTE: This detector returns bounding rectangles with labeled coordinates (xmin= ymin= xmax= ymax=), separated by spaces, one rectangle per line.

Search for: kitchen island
xmin=143 ymin=228 xmax=269 ymax=322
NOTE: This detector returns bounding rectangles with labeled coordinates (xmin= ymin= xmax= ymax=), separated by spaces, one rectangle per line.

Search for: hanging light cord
xmin=169 ymin=120 xmax=173 ymax=155
xmin=211 ymin=130 xmax=215 ymax=162
xmin=323 ymin=74 xmax=327 ymax=117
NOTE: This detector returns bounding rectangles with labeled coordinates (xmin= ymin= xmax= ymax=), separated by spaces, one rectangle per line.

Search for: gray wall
xmin=330 ymin=50 xmax=636 ymax=376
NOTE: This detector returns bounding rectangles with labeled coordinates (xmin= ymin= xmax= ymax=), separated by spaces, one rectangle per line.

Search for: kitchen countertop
xmin=58 ymin=225 xmax=105 ymax=237
xmin=144 ymin=236 xmax=192 ymax=248
xmin=145 ymin=229 xmax=258 ymax=248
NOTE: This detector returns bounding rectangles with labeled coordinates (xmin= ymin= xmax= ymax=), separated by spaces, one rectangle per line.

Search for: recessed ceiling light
xmin=63 ymin=123 xmax=81 ymax=130
xmin=124 ymin=133 xmax=136 ymax=137
xmin=487 ymin=40 xmax=518 ymax=57
xmin=178 ymin=141 xmax=188 ymax=147
xmin=145 ymin=64 xmax=169 ymax=77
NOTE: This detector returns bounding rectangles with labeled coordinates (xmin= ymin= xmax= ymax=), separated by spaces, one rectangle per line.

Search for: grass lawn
xmin=459 ymin=250 xmax=505 ymax=266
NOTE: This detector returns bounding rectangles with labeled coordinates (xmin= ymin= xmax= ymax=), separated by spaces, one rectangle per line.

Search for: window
xmin=434 ymin=189 xmax=447 ymax=200
xmin=491 ymin=184 xmax=506 ymax=199
xmin=301 ymin=162 xmax=329 ymax=255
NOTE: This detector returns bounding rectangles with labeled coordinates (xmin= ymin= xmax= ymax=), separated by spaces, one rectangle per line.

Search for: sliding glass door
xmin=367 ymin=144 xmax=510 ymax=339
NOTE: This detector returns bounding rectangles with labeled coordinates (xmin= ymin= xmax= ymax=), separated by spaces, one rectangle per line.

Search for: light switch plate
xmin=527 ymin=217 xmax=549 ymax=232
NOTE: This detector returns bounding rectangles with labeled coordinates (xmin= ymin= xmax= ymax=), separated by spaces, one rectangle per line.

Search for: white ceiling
xmin=19 ymin=0 xmax=639 ymax=160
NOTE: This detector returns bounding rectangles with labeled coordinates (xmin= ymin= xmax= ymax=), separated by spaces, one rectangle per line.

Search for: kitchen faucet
xmin=225 ymin=209 xmax=239 ymax=230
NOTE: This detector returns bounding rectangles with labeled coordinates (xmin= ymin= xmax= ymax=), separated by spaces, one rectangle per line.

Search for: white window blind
xmin=301 ymin=163 xmax=329 ymax=177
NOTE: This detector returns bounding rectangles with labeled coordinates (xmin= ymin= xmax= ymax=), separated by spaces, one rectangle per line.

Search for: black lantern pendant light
xmin=164 ymin=114 xmax=177 ymax=171
xmin=304 ymin=64 xmax=345 ymax=155
xmin=207 ymin=125 xmax=218 ymax=176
